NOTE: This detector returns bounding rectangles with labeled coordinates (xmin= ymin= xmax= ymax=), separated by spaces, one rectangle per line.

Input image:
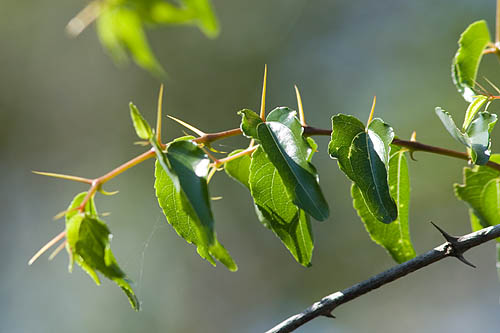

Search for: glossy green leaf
xmin=452 ymin=20 xmax=491 ymax=102
xmin=65 ymin=192 xmax=139 ymax=311
xmin=243 ymin=147 xmax=314 ymax=266
xmin=329 ymin=114 xmax=396 ymax=223
xmin=238 ymin=109 xmax=262 ymax=140
xmin=463 ymin=95 xmax=489 ymax=130
xmin=467 ymin=112 xmax=497 ymax=165
xmin=328 ymin=114 xmax=365 ymax=180
xmin=352 ymin=146 xmax=416 ymax=263
xmin=348 ymin=130 xmax=397 ymax=223
xmin=257 ymin=108 xmax=329 ymax=221
xmin=154 ymin=139 xmax=236 ymax=271
xmin=129 ymin=102 xmax=153 ymax=140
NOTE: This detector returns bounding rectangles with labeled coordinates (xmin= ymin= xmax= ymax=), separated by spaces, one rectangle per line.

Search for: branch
xmin=266 ymin=223 xmax=500 ymax=333
xmin=194 ymin=125 xmax=500 ymax=172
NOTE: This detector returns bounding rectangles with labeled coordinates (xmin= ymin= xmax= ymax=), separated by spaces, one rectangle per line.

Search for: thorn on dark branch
xmin=322 ymin=312 xmax=336 ymax=319
xmin=430 ymin=222 xmax=476 ymax=268
xmin=409 ymin=151 xmax=418 ymax=161
xmin=430 ymin=221 xmax=459 ymax=243
xmin=455 ymin=254 xmax=476 ymax=268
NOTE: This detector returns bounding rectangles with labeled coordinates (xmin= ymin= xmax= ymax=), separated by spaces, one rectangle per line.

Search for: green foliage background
xmin=1 ymin=0 xmax=500 ymax=331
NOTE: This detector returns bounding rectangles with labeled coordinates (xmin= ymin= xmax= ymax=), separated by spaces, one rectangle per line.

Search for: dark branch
xmin=266 ymin=223 xmax=500 ymax=333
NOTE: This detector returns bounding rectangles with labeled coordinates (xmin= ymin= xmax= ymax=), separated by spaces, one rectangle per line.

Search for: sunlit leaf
xmin=436 ymin=107 xmax=496 ymax=165
xmin=463 ymin=95 xmax=489 ymax=130
xmin=352 ymin=146 xmax=416 ymax=263
xmin=225 ymin=147 xmax=314 ymax=266
xmin=328 ymin=114 xmax=365 ymax=180
xmin=348 ymin=130 xmax=397 ymax=223
xmin=129 ymin=102 xmax=153 ymax=140
xmin=154 ymin=139 xmax=236 ymax=271
xmin=65 ymin=192 xmax=139 ymax=310
xmin=238 ymin=109 xmax=262 ymax=140
xmin=467 ymin=112 xmax=497 ymax=165
xmin=452 ymin=20 xmax=491 ymax=102
xmin=257 ymin=108 xmax=329 ymax=221
xmin=329 ymin=114 xmax=396 ymax=223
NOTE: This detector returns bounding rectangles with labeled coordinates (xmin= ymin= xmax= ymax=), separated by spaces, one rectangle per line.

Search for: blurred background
xmin=2 ymin=0 xmax=500 ymax=332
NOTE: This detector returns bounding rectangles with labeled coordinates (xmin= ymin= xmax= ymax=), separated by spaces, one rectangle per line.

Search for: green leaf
xmin=435 ymin=107 xmax=470 ymax=146
xmin=463 ymin=95 xmax=489 ymax=130
xmin=467 ymin=112 xmax=497 ymax=165
xmin=452 ymin=20 xmax=491 ymax=102
xmin=454 ymin=154 xmax=500 ymax=231
xmin=456 ymin=160 xmax=500 ymax=283
xmin=154 ymin=139 xmax=236 ymax=271
xmin=246 ymin=147 xmax=314 ymax=266
xmin=352 ymin=146 xmax=416 ymax=263
xmin=97 ymin=5 xmax=164 ymax=75
xmin=348 ymin=130 xmax=398 ymax=223
xmin=436 ymin=107 xmax=497 ymax=165
xmin=184 ymin=0 xmax=220 ymax=38
xmin=238 ymin=109 xmax=262 ymax=140
xmin=129 ymin=102 xmax=153 ymax=140
xmin=328 ymin=114 xmax=365 ymax=180
xmin=65 ymin=192 xmax=139 ymax=311
xmin=257 ymin=108 xmax=329 ymax=221
xmin=224 ymin=149 xmax=251 ymax=188
xmin=328 ymin=114 xmax=396 ymax=223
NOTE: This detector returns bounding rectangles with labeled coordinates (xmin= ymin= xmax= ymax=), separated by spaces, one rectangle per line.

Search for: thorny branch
xmin=265 ymin=223 xmax=500 ymax=333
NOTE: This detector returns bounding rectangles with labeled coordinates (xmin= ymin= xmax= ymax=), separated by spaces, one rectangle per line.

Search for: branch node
xmin=430 ymin=222 xmax=475 ymax=268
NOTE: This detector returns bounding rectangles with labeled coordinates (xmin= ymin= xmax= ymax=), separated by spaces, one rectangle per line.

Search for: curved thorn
xmin=455 ymin=253 xmax=476 ymax=268
xmin=98 ymin=187 xmax=119 ymax=196
xmin=295 ymin=85 xmax=306 ymax=126
xmin=409 ymin=150 xmax=418 ymax=161
xmin=260 ymin=64 xmax=268 ymax=121
xmin=207 ymin=166 xmax=217 ymax=184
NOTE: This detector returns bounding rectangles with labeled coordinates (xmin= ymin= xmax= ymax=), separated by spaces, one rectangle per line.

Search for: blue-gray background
xmin=1 ymin=0 xmax=500 ymax=332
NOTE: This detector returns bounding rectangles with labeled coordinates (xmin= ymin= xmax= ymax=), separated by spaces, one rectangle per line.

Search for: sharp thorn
xmin=430 ymin=221 xmax=459 ymax=243
xmin=409 ymin=151 xmax=418 ymax=161
xmin=322 ymin=312 xmax=336 ymax=319
xmin=367 ymin=96 xmax=376 ymax=127
xmin=455 ymin=253 xmax=476 ymax=268
xmin=260 ymin=64 xmax=268 ymax=121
